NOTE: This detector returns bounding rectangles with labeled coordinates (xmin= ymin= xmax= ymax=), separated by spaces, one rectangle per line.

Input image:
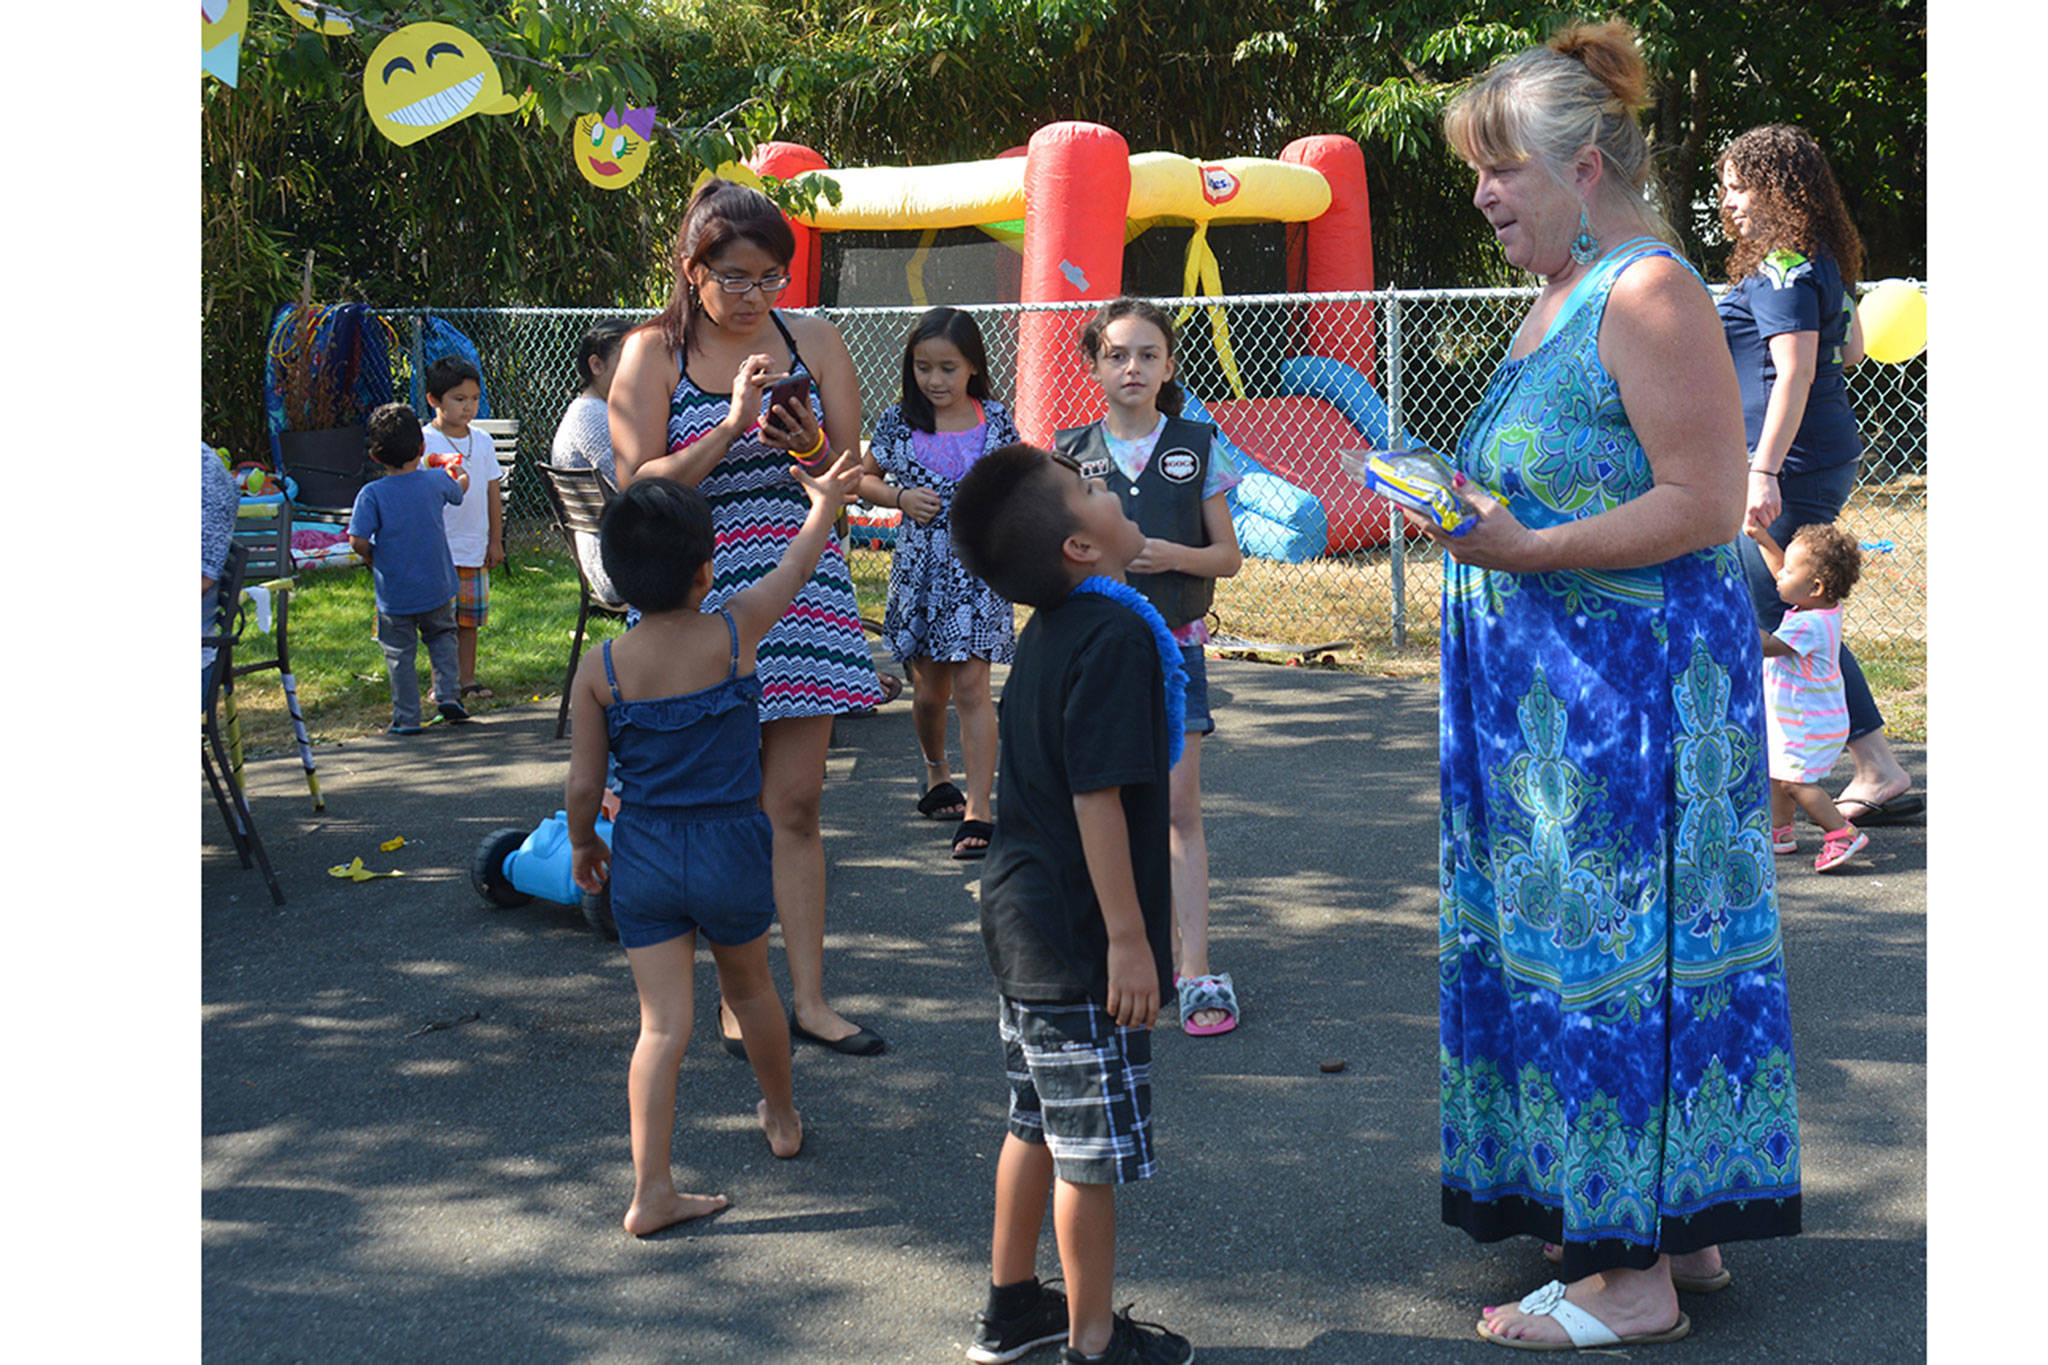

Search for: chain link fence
xmin=379 ymin=286 xmax=1924 ymax=656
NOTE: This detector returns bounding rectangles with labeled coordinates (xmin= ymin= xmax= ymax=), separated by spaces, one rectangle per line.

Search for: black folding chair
xmin=536 ymin=463 xmax=628 ymax=739
xmin=202 ymin=542 xmax=286 ymax=904
xmin=230 ymin=497 xmax=324 ymax=812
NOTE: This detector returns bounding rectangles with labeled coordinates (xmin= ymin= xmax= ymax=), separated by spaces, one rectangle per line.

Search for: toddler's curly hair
xmin=1792 ymin=523 xmax=1862 ymax=605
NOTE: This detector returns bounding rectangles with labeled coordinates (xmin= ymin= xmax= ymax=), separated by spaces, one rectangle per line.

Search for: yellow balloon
xmin=1859 ymin=279 xmax=1927 ymax=364
xmin=362 ymin=23 xmax=523 ymax=148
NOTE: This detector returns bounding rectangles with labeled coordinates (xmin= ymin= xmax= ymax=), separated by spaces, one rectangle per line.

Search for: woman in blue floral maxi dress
xmin=1428 ymin=20 xmax=1801 ymax=1351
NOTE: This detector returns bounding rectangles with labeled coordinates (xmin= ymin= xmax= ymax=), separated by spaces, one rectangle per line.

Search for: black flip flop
xmin=1837 ymin=792 xmax=1924 ymax=826
xmin=951 ymin=818 xmax=994 ymax=861
xmin=917 ymin=781 xmax=965 ymax=819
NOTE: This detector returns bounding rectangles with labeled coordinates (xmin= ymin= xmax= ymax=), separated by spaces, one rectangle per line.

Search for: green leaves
xmin=203 ymin=0 xmax=1923 ymax=465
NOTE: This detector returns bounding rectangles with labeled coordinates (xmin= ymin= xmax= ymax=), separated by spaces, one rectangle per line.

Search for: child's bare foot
xmin=622 ymin=1189 xmax=729 ymax=1237
xmin=759 ymin=1099 xmax=803 ymax=1159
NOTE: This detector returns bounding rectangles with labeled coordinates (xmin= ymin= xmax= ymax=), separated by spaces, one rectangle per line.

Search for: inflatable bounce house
xmin=738 ymin=122 xmax=1409 ymax=562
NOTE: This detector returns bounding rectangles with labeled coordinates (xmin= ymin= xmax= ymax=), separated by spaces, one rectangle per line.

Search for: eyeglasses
xmin=706 ymin=272 xmax=792 ymax=296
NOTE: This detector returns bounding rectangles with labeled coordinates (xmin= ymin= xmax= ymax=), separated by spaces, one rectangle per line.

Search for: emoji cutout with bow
xmin=574 ymin=107 xmax=657 ymax=189
xmin=363 ymin=22 xmax=523 ymax=147
xmin=201 ymin=0 xmax=248 ymax=86
xmin=277 ymin=0 xmax=353 ymax=35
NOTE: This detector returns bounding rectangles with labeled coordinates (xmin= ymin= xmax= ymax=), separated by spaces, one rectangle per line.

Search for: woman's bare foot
xmin=1543 ymin=1243 xmax=1724 ymax=1286
xmin=1668 ymin=1246 xmax=1723 ymax=1282
xmin=623 ymin=1189 xmax=729 ymax=1237
xmin=1478 ymin=1265 xmax=1681 ymax=1346
xmin=758 ymin=1099 xmax=803 ymax=1159
xmin=1835 ymin=732 xmax=1914 ymax=821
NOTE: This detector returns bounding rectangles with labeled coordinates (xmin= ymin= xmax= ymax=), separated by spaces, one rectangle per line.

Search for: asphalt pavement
xmin=202 ymin=652 xmax=1927 ymax=1362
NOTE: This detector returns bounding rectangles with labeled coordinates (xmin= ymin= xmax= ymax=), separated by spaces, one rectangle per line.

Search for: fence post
xmin=1385 ymin=289 xmax=1406 ymax=650
xmin=408 ymin=314 xmax=425 ymax=414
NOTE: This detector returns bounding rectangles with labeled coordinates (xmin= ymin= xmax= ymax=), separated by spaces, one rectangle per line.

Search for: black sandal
xmin=917 ymin=781 xmax=965 ymax=819
xmin=951 ymin=818 xmax=994 ymax=860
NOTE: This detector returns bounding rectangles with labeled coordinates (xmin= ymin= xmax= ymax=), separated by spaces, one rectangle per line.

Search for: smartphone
xmin=764 ymin=372 xmax=832 ymax=470
xmin=765 ymin=372 xmax=813 ymax=421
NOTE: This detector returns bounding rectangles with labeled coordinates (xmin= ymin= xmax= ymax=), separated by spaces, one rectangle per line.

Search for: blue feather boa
xmin=1068 ymin=575 xmax=1186 ymax=767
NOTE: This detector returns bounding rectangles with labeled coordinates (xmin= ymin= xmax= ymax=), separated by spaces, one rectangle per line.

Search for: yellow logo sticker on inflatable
xmin=574 ymin=107 xmax=657 ymax=189
xmin=1200 ymin=165 xmax=1242 ymax=206
xmin=363 ymin=23 xmax=523 ymax=148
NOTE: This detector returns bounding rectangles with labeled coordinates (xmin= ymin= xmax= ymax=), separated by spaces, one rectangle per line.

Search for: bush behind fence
xmin=374 ymin=289 xmax=1926 ymax=652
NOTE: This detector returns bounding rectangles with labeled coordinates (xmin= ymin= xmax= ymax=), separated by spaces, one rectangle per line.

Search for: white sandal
xmin=1478 ymin=1280 xmax=1690 ymax=1351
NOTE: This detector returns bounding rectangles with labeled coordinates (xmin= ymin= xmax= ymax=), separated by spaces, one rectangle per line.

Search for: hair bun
xmin=1547 ymin=18 xmax=1649 ymax=111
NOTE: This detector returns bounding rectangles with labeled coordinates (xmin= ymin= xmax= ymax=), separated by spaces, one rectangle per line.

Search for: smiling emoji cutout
xmin=276 ymin=0 xmax=353 ymax=35
xmin=574 ymin=107 xmax=657 ymax=190
xmin=363 ymin=23 xmax=523 ymax=147
xmin=201 ymin=0 xmax=248 ymax=86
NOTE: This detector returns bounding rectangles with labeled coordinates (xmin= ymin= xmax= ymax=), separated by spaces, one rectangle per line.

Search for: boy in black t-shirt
xmin=949 ymin=444 xmax=1190 ymax=1365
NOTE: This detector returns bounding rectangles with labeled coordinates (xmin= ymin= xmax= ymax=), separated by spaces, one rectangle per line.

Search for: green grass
xmin=230 ymin=532 xmax=1926 ymax=754
xmin=230 ymin=532 xmax=625 ymax=753
xmin=1850 ymin=636 xmax=1926 ymax=744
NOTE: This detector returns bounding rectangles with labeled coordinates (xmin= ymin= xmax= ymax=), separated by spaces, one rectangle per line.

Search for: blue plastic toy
xmin=471 ymin=810 xmax=616 ymax=937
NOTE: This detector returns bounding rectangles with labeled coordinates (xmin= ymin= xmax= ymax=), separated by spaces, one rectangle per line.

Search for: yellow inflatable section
xmin=1126 ymin=154 xmax=1331 ymax=227
xmin=784 ymin=158 xmax=1026 ymax=231
xmin=767 ymin=151 xmax=1330 ymax=233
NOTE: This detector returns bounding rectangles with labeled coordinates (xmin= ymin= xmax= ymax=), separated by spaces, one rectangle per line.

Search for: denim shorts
xmin=999 ymin=997 xmax=1155 ymax=1185
xmin=608 ymin=801 xmax=775 ymax=949
xmin=1179 ymin=645 xmax=1214 ymax=736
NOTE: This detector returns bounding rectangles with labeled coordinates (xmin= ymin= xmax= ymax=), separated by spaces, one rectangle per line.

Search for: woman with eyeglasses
xmin=611 ymin=177 xmax=890 ymax=1058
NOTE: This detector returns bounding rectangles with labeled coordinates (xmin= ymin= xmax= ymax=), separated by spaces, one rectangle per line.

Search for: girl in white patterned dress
xmin=857 ymin=308 xmax=1020 ymax=860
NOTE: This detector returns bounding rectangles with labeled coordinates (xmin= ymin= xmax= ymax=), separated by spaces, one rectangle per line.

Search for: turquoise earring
xmin=1569 ymin=208 xmax=1601 ymax=265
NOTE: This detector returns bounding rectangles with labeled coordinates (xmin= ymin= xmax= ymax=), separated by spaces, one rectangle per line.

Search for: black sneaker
xmin=968 ymin=1279 xmax=1069 ymax=1363
xmin=437 ymin=699 xmax=471 ymax=724
xmin=1056 ymin=1307 xmax=1192 ymax=1365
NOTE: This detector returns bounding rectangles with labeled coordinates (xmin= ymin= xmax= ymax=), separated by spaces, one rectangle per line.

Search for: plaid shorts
xmin=999 ymin=996 xmax=1155 ymax=1185
xmin=454 ymin=565 xmax=489 ymax=628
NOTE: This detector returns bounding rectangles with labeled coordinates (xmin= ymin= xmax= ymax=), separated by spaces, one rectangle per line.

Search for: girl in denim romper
xmin=563 ymin=454 xmax=863 ymax=1238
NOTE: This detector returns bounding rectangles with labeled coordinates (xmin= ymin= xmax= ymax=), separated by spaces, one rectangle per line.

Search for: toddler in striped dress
xmin=1748 ymin=521 xmax=1866 ymax=873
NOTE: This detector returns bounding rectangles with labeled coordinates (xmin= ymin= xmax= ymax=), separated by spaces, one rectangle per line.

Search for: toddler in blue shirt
xmin=348 ymin=404 xmax=471 ymax=733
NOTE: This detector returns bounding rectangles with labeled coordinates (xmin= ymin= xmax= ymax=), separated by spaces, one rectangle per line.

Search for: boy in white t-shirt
xmin=422 ymin=355 xmax=505 ymax=700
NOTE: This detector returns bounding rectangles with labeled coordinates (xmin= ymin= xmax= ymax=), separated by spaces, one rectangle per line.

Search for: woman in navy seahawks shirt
xmin=1716 ymin=124 xmax=1919 ymax=826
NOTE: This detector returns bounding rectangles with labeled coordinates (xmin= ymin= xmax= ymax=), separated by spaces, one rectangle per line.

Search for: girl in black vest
xmin=1054 ymin=298 xmax=1245 ymax=1036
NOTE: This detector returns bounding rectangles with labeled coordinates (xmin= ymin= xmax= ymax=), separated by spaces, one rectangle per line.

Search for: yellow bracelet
xmin=797 ymin=429 xmax=828 ymax=462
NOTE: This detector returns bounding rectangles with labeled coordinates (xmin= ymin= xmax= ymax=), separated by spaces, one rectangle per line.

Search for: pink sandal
xmin=1813 ymin=823 xmax=1867 ymax=873
xmin=1770 ymin=824 xmax=1797 ymax=854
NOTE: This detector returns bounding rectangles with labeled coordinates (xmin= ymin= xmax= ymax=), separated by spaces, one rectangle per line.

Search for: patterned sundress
xmin=668 ymin=314 xmax=883 ymax=720
xmin=868 ymin=400 xmax=1021 ymax=666
xmin=1436 ymin=242 xmax=1802 ymax=1279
